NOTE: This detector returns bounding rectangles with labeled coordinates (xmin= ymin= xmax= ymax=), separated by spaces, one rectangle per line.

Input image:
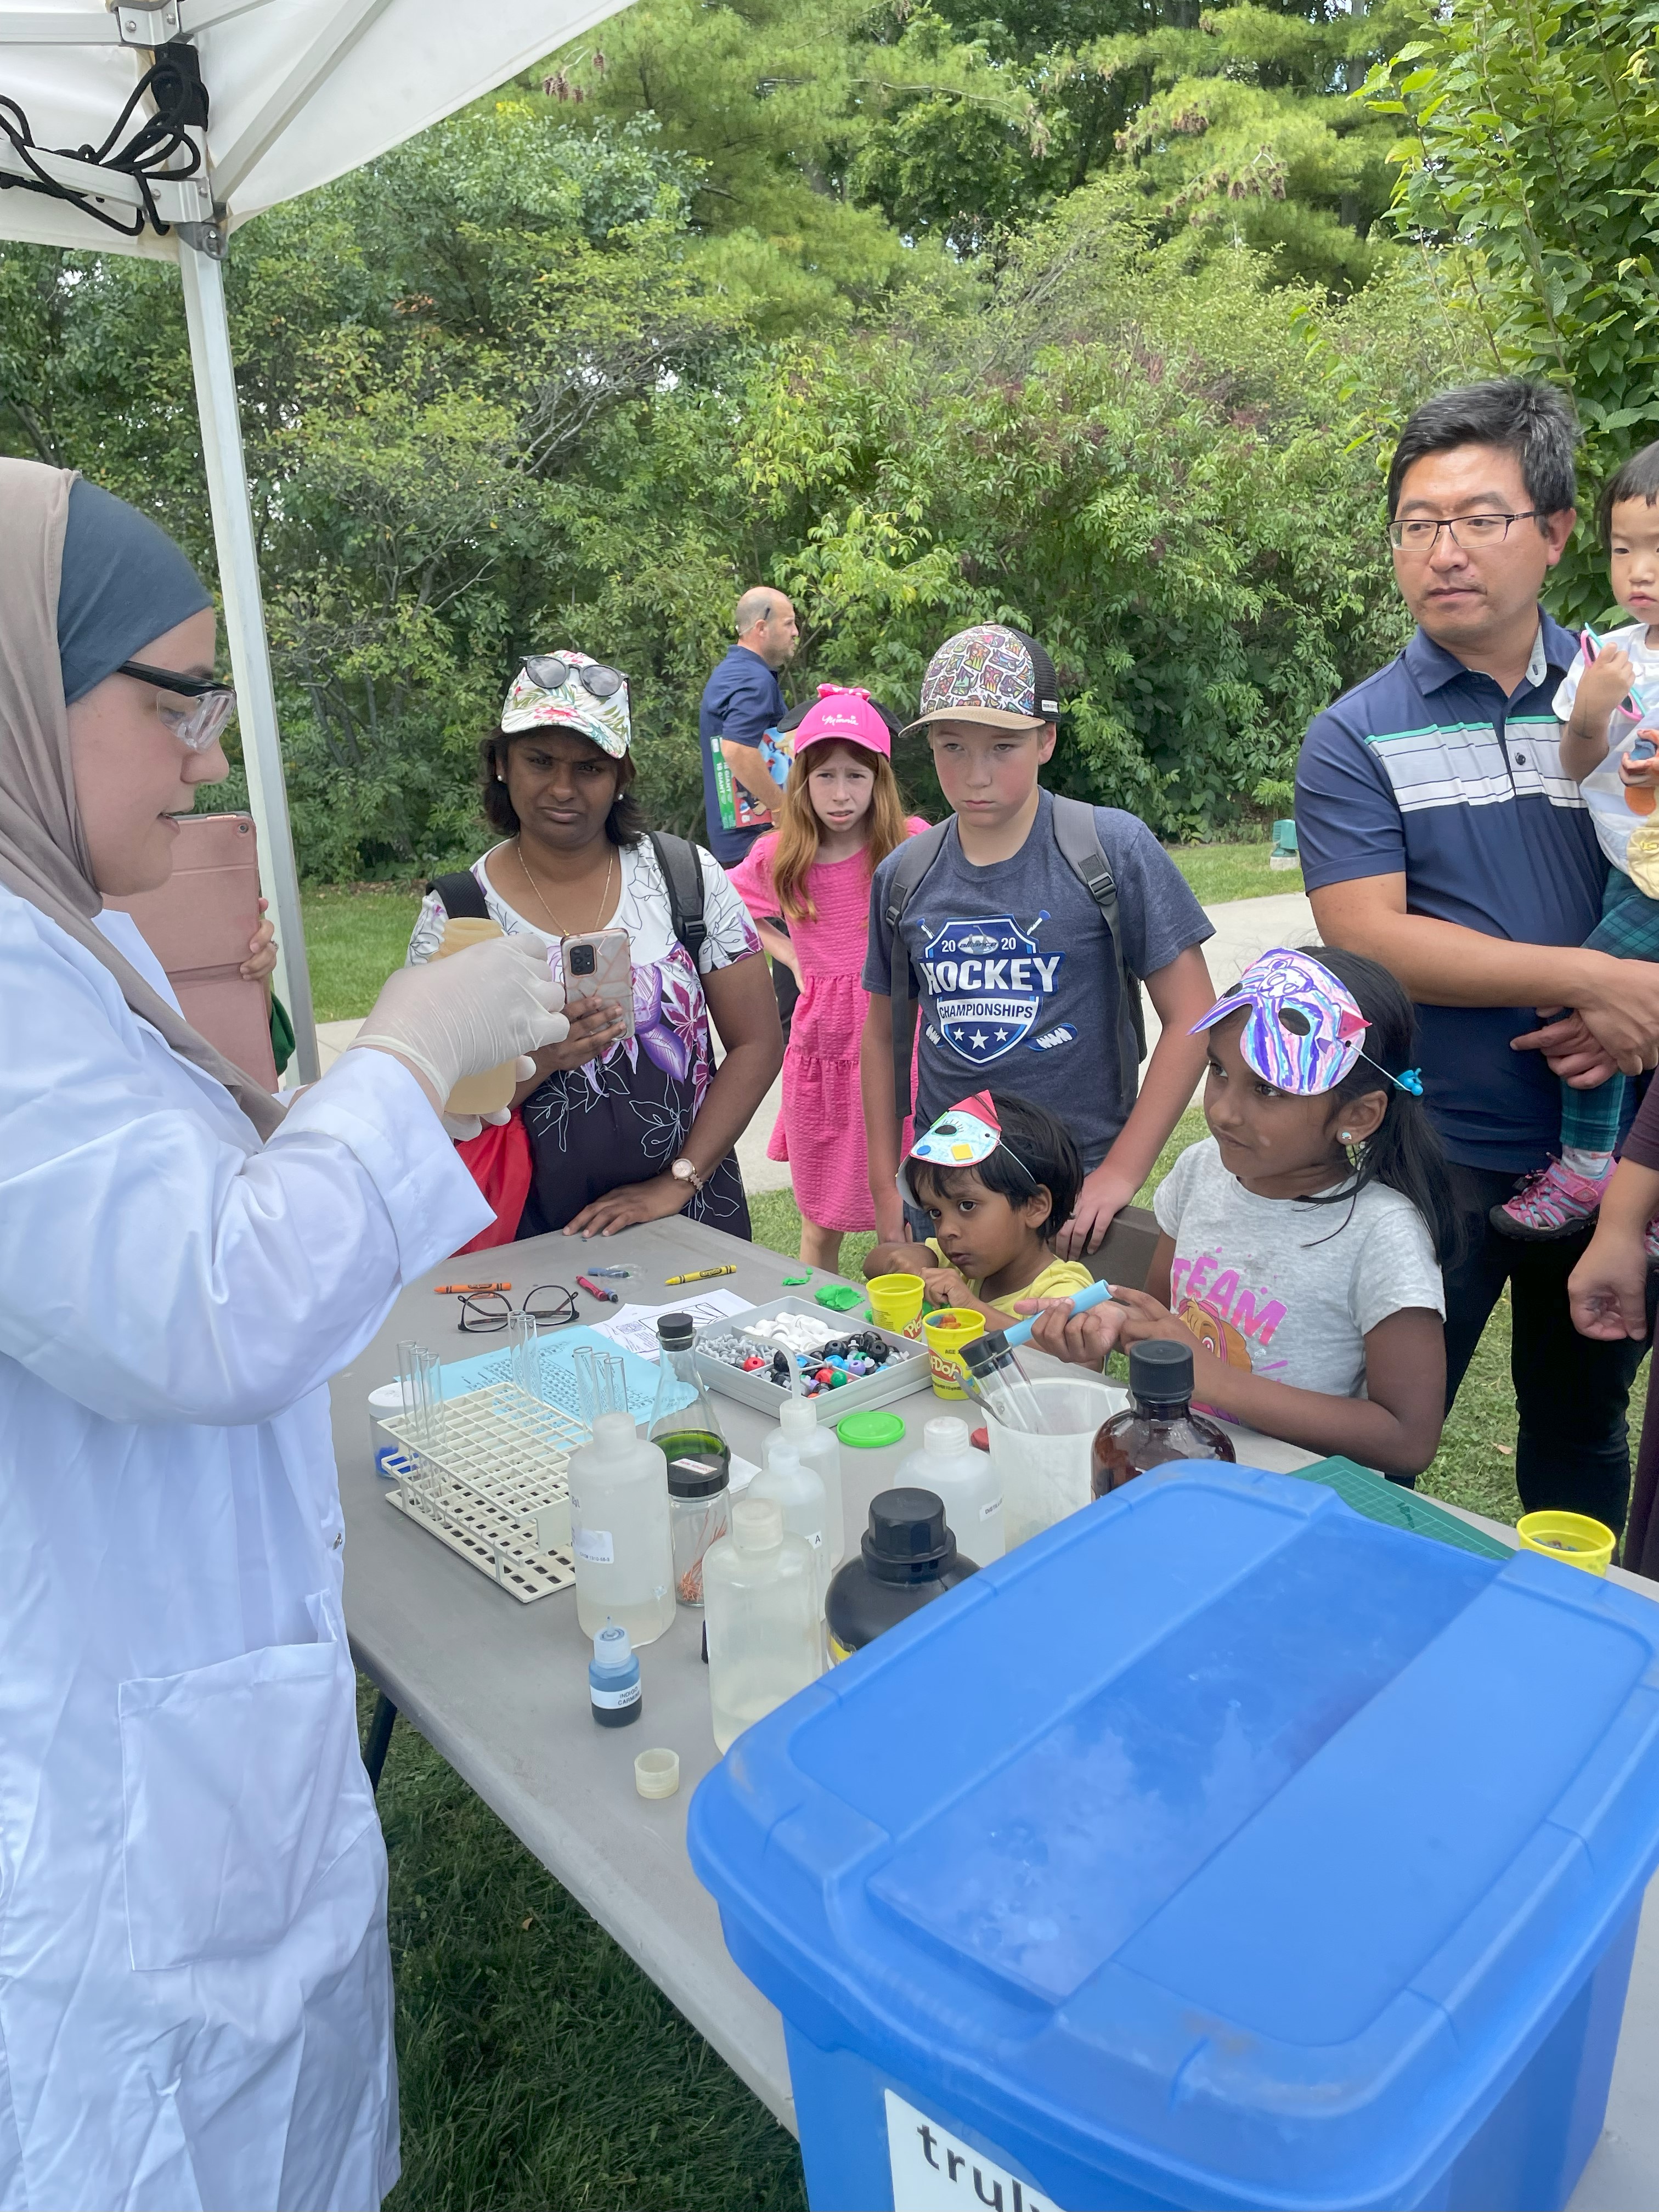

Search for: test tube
xmin=958 ymin=1330 xmax=1049 ymax=1435
xmin=397 ymin=1341 xmax=443 ymax=1447
xmin=506 ymin=1312 xmax=540 ymax=1402
xmin=573 ymin=1345 xmax=629 ymax=1427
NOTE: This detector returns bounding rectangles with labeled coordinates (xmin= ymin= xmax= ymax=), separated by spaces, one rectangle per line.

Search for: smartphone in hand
xmin=562 ymin=927 xmax=635 ymax=1040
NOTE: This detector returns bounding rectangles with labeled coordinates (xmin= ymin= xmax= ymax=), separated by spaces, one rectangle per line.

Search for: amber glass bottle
xmin=1091 ymin=1339 xmax=1235 ymax=1498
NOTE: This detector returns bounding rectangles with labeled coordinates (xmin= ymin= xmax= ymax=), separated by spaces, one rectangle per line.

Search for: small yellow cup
xmin=867 ymin=1272 xmax=926 ymax=1338
xmin=922 ymin=1307 xmax=986 ymax=1398
xmin=1516 ymin=1510 xmax=1616 ymax=1576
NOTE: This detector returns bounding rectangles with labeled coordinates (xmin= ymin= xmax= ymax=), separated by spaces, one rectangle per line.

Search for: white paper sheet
xmin=590 ymin=1289 xmax=753 ymax=1361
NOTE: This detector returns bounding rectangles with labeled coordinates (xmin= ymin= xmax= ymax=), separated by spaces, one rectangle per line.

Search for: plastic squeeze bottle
xmin=894 ymin=1414 xmax=1005 ymax=1565
xmin=765 ymin=1393 xmax=846 ymax=1567
xmin=748 ymin=1441 xmax=830 ymax=1609
xmin=825 ymin=1488 xmax=979 ymax=1663
xmin=703 ymin=1497 xmax=823 ymax=1753
xmin=1091 ymin=1338 xmax=1235 ymax=1498
xmin=566 ymin=1409 xmax=676 ymax=1646
xmin=650 ymin=1313 xmax=732 ymax=1609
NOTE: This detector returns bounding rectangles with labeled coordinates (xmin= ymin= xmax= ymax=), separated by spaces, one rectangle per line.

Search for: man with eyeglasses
xmin=1296 ymin=377 xmax=1659 ymax=1539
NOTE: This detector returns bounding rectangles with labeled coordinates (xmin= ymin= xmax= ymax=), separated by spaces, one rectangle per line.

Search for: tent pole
xmin=177 ymin=234 xmax=320 ymax=1085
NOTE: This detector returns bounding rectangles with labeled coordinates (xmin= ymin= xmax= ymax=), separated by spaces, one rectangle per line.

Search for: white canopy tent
xmin=1 ymin=0 xmax=629 ymax=1077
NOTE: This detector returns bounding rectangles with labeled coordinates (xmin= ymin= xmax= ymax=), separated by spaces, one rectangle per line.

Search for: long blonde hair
xmin=770 ymin=739 xmax=910 ymax=921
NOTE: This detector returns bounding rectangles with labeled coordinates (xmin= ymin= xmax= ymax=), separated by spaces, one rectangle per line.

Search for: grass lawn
xmin=303 ymin=885 xmax=424 ymax=1023
xmin=1163 ymin=837 xmax=1302 ymax=905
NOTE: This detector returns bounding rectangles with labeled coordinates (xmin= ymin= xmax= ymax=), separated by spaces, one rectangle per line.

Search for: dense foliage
xmin=0 ymin=0 xmax=1502 ymax=877
xmin=1363 ymin=0 xmax=1659 ymax=625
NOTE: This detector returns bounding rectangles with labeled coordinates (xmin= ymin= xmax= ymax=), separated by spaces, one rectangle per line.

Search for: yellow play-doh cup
xmin=922 ymin=1307 xmax=986 ymax=1398
xmin=1516 ymin=1510 xmax=1616 ymax=1576
xmin=867 ymin=1272 xmax=926 ymax=1338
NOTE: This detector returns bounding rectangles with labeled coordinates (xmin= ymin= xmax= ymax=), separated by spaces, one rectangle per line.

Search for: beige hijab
xmin=0 ymin=457 xmax=286 ymax=1139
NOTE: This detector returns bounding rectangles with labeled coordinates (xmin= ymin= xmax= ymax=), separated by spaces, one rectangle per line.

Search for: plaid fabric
xmin=1561 ymin=871 xmax=1659 ymax=1149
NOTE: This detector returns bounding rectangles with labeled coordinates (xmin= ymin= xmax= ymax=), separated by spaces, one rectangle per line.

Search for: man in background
xmin=701 ymin=585 xmax=800 ymax=1031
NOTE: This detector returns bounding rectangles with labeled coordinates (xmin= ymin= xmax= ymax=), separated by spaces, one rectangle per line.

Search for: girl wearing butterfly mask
xmin=1025 ymin=947 xmax=1458 ymax=1481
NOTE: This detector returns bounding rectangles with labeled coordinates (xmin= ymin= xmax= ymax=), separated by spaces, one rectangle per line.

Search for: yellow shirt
xmin=925 ymin=1241 xmax=1093 ymax=1307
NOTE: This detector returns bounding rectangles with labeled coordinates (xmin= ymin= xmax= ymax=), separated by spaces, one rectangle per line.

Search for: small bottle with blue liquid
xmin=589 ymin=1618 xmax=642 ymax=1728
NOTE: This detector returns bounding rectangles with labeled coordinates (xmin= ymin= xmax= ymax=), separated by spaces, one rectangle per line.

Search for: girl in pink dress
xmin=726 ymin=686 xmax=929 ymax=1272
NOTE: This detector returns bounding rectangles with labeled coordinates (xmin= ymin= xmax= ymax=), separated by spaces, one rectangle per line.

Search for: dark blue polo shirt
xmin=698 ymin=645 xmax=786 ymax=868
xmin=1295 ymin=617 xmax=1607 ymax=1174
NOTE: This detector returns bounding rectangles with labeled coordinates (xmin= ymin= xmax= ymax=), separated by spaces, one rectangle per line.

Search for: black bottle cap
xmin=657 ymin=1312 xmax=696 ymax=1348
xmin=1129 ymin=1337 xmax=1194 ymax=1405
xmin=861 ymin=1487 xmax=953 ymax=1582
xmin=665 ymin=1447 xmax=729 ymax=1498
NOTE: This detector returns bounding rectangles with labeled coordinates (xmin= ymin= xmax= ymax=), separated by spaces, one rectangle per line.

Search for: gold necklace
xmin=514 ymin=837 xmax=616 ymax=938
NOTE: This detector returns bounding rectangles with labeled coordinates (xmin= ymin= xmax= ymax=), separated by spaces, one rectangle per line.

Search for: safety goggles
xmin=117 ymin=659 xmax=238 ymax=752
xmin=520 ymin=655 xmax=627 ymax=702
xmin=454 ymin=1284 xmax=580 ymax=1333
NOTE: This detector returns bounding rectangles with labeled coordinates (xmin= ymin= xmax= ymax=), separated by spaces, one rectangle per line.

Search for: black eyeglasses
xmin=455 ymin=1284 xmax=580 ymax=1333
xmin=521 ymin=654 xmax=628 ymax=701
xmin=116 ymin=660 xmax=238 ymax=751
xmin=1386 ymin=509 xmax=1541 ymax=552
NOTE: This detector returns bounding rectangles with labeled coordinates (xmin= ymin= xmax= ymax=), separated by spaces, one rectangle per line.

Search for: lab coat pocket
xmin=120 ymin=1598 xmax=370 ymax=1971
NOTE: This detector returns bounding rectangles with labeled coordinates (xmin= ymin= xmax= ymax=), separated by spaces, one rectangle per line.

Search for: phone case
xmin=563 ymin=927 xmax=635 ymax=1039
xmin=107 ymin=813 xmax=278 ymax=1089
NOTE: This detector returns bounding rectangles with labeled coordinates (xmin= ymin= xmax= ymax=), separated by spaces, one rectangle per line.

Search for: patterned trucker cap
xmin=902 ymin=623 xmax=1061 ymax=736
xmin=499 ymin=648 xmax=632 ymax=758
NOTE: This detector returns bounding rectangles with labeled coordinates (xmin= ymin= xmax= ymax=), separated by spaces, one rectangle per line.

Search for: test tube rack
xmin=382 ymin=1376 xmax=585 ymax=1604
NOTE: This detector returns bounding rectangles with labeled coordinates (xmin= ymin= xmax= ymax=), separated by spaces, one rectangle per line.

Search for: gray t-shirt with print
xmin=862 ymin=791 xmax=1212 ymax=1170
xmin=1153 ymin=1137 xmax=1445 ymax=1401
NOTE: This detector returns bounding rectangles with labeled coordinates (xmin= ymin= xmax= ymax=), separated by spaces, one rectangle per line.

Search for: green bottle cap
xmin=837 ymin=1409 xmax=906 ymax=1449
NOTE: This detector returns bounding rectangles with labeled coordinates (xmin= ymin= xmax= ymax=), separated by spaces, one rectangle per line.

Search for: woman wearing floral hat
xmin=407 ymin=651 xmax=782 ymax=1237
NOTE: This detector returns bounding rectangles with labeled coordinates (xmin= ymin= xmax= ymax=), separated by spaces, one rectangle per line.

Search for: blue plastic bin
xmin=689 ymin=1464 xmax=1659 ymax=2212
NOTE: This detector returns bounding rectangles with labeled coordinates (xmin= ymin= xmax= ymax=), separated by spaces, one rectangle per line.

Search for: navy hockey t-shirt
xmin=862 ymin=791 xmax=1212 ymax=1171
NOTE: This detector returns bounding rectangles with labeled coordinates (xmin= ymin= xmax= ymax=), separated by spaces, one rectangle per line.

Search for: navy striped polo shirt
xmin=1295 ymin=616 xmax=1607 ymax=1174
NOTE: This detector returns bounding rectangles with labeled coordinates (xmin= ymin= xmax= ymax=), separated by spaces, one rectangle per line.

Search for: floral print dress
xmin=407 ymin=838 xmax=762 ymax=1237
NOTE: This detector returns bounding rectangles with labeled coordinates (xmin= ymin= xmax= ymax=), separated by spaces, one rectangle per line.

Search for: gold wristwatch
xmin=670 ymin=1156 xmax=704 ymax=1192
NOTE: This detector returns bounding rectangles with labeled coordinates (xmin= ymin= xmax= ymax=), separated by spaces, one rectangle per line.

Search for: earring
xmin=1339 ymin=1130 xmax=1352 ymax=1141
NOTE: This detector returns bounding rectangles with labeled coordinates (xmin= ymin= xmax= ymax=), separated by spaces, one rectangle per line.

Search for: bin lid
xmin=689 ymin=1465 xmax=1659 ymax=2208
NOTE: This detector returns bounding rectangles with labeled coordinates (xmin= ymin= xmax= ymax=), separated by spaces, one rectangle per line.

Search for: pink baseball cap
xmin=789 ymin=684 xmax=894 ymax=760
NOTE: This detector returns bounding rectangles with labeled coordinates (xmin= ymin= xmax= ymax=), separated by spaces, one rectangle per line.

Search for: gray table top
xmin=332 ymin=1215 xmax=1659 ymax=2200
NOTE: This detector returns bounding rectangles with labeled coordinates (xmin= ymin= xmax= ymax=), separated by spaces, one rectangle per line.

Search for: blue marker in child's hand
xmin=1002 ymin=1276 xmax=1117 ymax=1348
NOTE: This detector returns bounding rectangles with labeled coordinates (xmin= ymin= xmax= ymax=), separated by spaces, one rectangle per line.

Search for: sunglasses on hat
xmin=520 ymin=654 xmax=628 ymax=702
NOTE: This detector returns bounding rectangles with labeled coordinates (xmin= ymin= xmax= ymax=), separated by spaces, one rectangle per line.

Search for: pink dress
xmin=727 ymin=820 xmax=929 ymax=1232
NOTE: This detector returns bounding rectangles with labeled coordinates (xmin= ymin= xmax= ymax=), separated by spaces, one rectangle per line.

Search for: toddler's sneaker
xmin=1491 ymin=1158 xmax=1610 ymax=1240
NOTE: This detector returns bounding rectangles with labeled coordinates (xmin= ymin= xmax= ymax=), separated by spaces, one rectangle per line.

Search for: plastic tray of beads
xmin=693 ymin=1297 xmax=930 ymax=1419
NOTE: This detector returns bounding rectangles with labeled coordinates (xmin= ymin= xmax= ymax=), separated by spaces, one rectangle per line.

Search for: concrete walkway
xmin=312 ymin=888 xmax=1317 ymax=1200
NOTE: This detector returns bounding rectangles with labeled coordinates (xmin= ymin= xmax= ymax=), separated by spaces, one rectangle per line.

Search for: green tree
xmin=1362 ymin=0 xmax=1659 ymax=622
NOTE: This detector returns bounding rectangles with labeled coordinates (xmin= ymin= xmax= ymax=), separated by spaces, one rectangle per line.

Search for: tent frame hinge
xmin=110 ymin=0 xmax=183 ymax=44
xmin=177 ymin=212 xmax=227 ymax=256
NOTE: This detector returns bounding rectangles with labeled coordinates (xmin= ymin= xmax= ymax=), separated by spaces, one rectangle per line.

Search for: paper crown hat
xmin=898 ymin=1092 xmax=1031 ymax=1206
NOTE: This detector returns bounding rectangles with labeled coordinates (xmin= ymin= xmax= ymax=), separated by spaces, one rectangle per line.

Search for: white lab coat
xmin=0 ymin=885 xmax=489 ymax=2212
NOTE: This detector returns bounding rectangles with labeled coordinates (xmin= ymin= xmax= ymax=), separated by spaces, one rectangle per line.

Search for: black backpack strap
xmin=1051 ymin=794 xmax=1148 ymax=1065
xmin=881 ymin=821 xmax=951 ymax=1121
xmin=426 ymin=868 xmax=489 ymax=921
xmin=649 ymin=832 xmax=708 ymax=966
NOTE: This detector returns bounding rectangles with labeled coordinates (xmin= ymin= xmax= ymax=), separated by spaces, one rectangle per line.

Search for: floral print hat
xmin=499 ymin=647 xmax=632 ymax=758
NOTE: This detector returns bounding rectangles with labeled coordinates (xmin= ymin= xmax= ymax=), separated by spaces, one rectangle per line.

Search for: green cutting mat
xmin=1285 ymin=1455 xmax=1514 ymax=1561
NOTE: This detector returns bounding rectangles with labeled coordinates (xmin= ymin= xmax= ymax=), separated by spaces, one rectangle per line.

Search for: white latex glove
xmin=351 ymin=941 xmax=567 ymax=1103
xmin=441 ymin=1087 xmax=527 ymax=1143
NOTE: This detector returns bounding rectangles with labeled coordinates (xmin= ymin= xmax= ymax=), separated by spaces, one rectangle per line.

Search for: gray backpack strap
xmin=881 ymin=821 xmax=951 ymax=1120
xmin=648 ymin=832 xmax=708 ymax=965
xmin=1051 ymin=795 xmax=1148 ymax=1064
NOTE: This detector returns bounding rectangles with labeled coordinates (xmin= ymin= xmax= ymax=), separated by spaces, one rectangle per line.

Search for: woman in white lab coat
xmin=0 ymin=460 xmax=568 ymax=2211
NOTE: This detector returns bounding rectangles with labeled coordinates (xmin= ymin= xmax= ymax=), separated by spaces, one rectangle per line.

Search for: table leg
xmin=363 ymin=1691 xmax=398 ymax=1793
